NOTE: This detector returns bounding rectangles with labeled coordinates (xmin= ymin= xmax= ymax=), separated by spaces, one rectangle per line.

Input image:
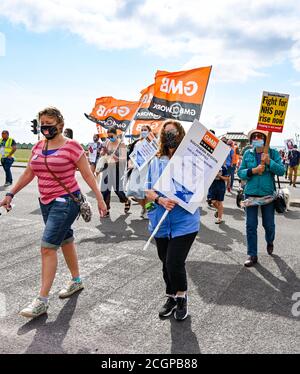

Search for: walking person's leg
xmin=40 ymin=248 xmax=58 ymax=297
xmin=217 ymin=201 xmax=224 ymax=222
xmin=227 ymin=166 xmax=232 ymax=191
xmin=292 ymin=166 xmax=298 ymax=186
xmin=101 ymin=171 xmax=111 ymax=216
xmin=19 ymin=198 xmax=81 ymax=318
xmin=60 ymin=237 xmax=84 ymax=298
xmin=7 ymin=158 xmax=14 ymax=184
xmin=166 ymin=232 xmax=197 ymax=321
xmin=61 ymin=239 xmax=79 ymax=279
xmin=155 ymin=237 xmax=177 ymax=317
xmin=2 ymin=158 xmax=13 ymax=185
xmin=230 ymin=165 xmax=236 ymax=189
xmin=261 ymin=202 xmax=275 ymax=255
xmin=289 ymin=166 xmax=293 ymax=184
xmin=244 ymin=205 xmax=259 ymax=267
xmin=115 ymin=162 xmax=131 ymax=213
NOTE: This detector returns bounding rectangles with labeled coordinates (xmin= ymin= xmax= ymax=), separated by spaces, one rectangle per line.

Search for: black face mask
xmin=41 ymin=126 xmax=59 ymax=140
xmin=165 ymin=131 xmax=179 ymax=149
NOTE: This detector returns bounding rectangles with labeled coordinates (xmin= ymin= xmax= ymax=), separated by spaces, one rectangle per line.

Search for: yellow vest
xmin=0 ymin=137 xmax=14 ymax=158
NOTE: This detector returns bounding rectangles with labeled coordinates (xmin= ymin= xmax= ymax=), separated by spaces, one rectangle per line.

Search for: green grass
xmin=14 ymin=149 xmax=31 ymax=162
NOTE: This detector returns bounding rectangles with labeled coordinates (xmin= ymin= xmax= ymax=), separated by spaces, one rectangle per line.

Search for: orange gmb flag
xmin=85 ymin=96 xmax=140 ymax=132
xmin=131 ymin=119 xmax=164 ymax=136
xmin=134 ymin=84 xmax=163 ymax=122
xmin=148 ymin=66 xmax=212 ymax=122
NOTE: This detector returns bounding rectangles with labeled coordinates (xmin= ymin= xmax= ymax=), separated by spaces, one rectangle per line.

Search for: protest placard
xmin=285 ymin=138 xmax=295 ymax=152
xmin=87 ymin=142 xmax=98 ymax=163
xmin=130 ymin=132 xmax=159 ymax=171
xmin=153 ymin=120 xmax=230 ymax=214
xmin=257 ymin=91 xmax=289 ymax=133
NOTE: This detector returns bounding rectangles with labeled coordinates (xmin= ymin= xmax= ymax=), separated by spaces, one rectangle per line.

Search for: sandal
xmin=215 ymin=218 xmax=224 ymax=224
xmin=103 ymin=211 xmax=110 ymax=218
xmin=124 ymin=200 xmax=131 ymax=213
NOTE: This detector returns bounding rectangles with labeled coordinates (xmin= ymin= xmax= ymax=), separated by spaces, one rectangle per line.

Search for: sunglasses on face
xmin=252 ymin=134 xmax=264 ymax=139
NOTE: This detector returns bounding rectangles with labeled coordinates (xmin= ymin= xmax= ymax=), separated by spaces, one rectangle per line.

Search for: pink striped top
xmin=30 ymin=140 xmax=85 ymax=204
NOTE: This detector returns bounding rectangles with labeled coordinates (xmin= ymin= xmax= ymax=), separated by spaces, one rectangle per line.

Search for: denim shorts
xmin=39 ymin=196 xmax=80 ymax=250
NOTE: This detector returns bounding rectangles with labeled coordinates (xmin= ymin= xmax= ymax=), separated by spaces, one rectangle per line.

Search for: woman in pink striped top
xmin=0 ymin=107 xmax=107 ymax=319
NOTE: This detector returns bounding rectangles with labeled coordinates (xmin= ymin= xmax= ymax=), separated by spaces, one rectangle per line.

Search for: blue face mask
xmin=109 ymin=137 xmax=116 ymax=142
xmin=141 ymin=131 xmax=149 ymax=138
xmin=252 ymin=139 xmax=264 ymax=148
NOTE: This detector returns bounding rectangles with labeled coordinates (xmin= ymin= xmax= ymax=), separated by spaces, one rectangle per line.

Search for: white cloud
xmin=1 ymin=0 xmax=300 ymax=81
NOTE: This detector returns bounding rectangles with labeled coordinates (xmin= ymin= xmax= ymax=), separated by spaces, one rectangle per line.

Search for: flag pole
xmin=143 ymin=210 xmax=169 ymax=251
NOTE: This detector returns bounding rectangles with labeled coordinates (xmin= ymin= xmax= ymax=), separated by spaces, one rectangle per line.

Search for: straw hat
xmin=247 ymin=129 xmax=268 ymax=141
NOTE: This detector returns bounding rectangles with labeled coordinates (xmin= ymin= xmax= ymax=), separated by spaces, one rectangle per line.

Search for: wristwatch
xmin=154 ymin=196 xmax=160 ymax=205
xmin=5 ymin=192 xmax=14 ymax=199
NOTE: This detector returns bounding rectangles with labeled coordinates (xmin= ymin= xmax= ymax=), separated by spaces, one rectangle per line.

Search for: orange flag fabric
xmin=85 ymin=96 xmax=140 ymax=132
xmin=134 ymin=84 xmax=163 ymax=122
xmin=148 ymin=66 xmax=212 ymax=122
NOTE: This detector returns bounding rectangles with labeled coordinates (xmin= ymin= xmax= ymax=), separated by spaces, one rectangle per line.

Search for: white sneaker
xmin=19 ymin=298 xmax=48 ymax=319
xmin=58 ymin=280 xmax=84 ymax=299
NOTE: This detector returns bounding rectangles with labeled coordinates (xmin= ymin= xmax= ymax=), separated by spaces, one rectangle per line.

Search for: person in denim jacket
xmin=238 ymin=129 xmax=285 ymax=267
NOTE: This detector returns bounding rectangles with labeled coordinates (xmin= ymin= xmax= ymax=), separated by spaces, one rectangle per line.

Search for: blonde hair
xmin=38 ymin=107 xmax=64 ymax=126
xmin=157 ymin=120 xmax=185 ymax=158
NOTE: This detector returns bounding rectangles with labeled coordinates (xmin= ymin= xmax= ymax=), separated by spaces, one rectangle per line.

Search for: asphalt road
xmin=0 ymin=168 xmax=300 ymax=354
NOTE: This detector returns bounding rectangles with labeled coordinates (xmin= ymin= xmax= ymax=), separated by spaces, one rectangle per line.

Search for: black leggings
xmin=155 ymin=232 xmax=197 ymax=295
xmin=101 ymin=162 xmax=128 ymax=210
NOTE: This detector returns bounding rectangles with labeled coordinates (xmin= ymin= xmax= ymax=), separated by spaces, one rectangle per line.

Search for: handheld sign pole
xmin=264 ymin=132 xmax=272 ymax=153
xmin=261 ymin=131 xmax=272 ymax=166
xmin=143 ymin=210 xmax=169 ymax=251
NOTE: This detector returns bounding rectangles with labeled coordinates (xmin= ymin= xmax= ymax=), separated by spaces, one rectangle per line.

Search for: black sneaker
xmin=158 ymin=296 xmax=177 ymax=317
xmin=267 ymin=243 xmax=274 ymax=255
xmin=244 ymin=256 xmax=258 ymax=267
xmin=174 ymin=296 xmax=188 ymax=321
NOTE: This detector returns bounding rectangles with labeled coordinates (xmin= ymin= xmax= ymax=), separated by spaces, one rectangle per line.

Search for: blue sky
xmin=0 ymin=0 xmax=300 ymax=145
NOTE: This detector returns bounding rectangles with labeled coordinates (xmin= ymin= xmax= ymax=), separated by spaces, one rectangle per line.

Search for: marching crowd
xmin=0 ymin=107 xmax=299 ymax=322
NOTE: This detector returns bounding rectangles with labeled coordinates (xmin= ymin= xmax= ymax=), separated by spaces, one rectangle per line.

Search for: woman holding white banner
xmin=126 ymin=125 xmax=153 ymax=219
xmin=99 ymin=126 xmax=131 ymax=217
xmin=145 ymin=120 xmax=200 ymax=322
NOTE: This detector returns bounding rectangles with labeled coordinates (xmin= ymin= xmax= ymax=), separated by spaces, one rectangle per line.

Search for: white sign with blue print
xmin=130 ymin=133 xmax=159 ymax=171
xmin=153 ymin=119 xmax=230 ymax=214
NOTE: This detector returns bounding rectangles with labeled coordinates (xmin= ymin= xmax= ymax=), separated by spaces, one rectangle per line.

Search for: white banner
xmin=130 ymin=133 xmax=158 ymax=171
xmin=87 ymin=142 xmax=99 ymax=163
xmin=285 ymin=139 xmax=295 ymax=152
xmin=153 ymin=120 xmax=230 ymax=214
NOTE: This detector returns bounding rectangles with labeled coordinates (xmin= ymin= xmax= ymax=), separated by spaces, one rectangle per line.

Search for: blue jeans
xmin=245 ymin=201 xmax=275 ymax=257
xmin=1 ymin=157 xmax=14 ymax=184
xmin=39 ymin=196 xmax=80 ymax=249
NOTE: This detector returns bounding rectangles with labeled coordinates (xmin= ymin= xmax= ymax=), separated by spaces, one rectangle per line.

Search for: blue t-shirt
xmin=225 ymin=149 xmax=234 ymax=168
xmin=210 ymin=165 xmax=229 ymax=190
xmin=146 ymin=156 xmax=200 ymax=239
